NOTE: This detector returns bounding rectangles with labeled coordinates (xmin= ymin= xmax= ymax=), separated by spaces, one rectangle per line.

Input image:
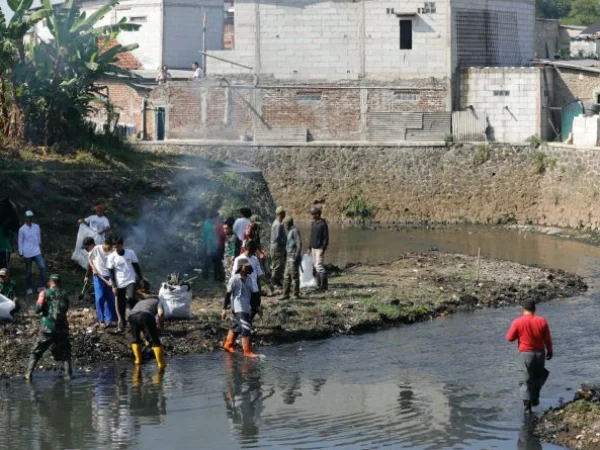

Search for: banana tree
xmin=30 ymin=0 xmax=140 ymax=144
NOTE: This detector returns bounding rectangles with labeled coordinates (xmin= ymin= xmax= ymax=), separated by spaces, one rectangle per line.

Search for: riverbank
xmin=0 ymin=251 xmax=586 ymax=379
xmin=536 ymin=386 xmax=600 ymax=450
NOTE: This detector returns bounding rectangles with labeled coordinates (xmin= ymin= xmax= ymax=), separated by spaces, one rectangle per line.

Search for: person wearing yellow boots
xmin=128 ymin=295 xmax=167 ymax=371
xmin=221 ymin=257 xmax=259 ymax=357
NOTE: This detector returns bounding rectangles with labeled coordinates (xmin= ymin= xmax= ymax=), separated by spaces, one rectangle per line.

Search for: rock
xmin=379 ymin=298 xmax=400 ymax=306
xmin=460 ymin=294 xmax=479 ymax=307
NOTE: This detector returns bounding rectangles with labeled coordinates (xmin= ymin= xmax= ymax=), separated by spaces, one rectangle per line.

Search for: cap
xmin=49 ymin=274 xmax=61 ymax=281
xmin=237 ymin=257 xmax=251 ymax=266
xmin=275 ymin=206 xmax=286 ymax=215
xmin=96 ymin=204 xmax=106 ymax=213
xmin=25 ymin=210 xmax=34 ymax=218
xmin=0 ymin=268 xmax=8 ymax=276
xmin=310 ymin=206 xmax=322 ymax=215
xmin=82 ymin=237 xmax=96 ymax=248
xmin=522 ymin=299 xmax=536 ymax=312
xmin=282 ymin=216 xmax=294 ymax=225
xmin=250 ymin=214 xmax=261 ymax=224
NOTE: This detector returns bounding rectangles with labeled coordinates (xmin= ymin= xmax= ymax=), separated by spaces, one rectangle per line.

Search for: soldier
xmin=25 ymin=274 xmax=72 ymax=381
xmin=281 ymin=216 xmax=302 ymax=300
xmin=269 ymin=207 xmax=287 ymax=288
xmin=0 ymin=268 xmax=17 ymax=300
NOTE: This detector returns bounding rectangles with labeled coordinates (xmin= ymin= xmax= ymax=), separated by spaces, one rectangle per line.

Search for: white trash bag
xmin=71 ymin=224 xmax=103 ymax=270
xmin=0 ymin=293 xmax=15 ymax=321
xmin=159 ymin=283 xmax=192 ymax=319
xmin=300 ymin=254 xmax=318 ymax=288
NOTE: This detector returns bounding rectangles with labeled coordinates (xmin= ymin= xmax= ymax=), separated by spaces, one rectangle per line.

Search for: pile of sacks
xmin=158 ymin=274 xmax=192 ymax=319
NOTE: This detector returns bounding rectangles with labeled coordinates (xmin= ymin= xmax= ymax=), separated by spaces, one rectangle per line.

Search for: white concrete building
xmin=80 ymin=0 xmax=225 ymax=70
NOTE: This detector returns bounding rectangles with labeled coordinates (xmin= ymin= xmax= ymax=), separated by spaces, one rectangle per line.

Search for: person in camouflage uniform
xmin=281 ymin=217 xmax=302 ymax=300
xmin=223 ymin=219 xmax=241 ymax=282
xmin=0 ymin=268 xmax=16 ymax=299
xmin=25 ymin=274 xmax=72 ymax=381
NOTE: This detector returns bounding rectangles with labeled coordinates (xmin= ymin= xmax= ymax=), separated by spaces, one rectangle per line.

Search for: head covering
xmin=522 ymin=299 xmax=536 ymax=313
xmin=0 ymin=268 xmax=8 ymax=276
xmin=25 ymin=210 xmax=34 ymax=218
xmin=250 ymin=214 xmax=261 ymax=225
xmin=310 ymin=206 xmax=322 ymax=215
xmin=275 ymin=206 xmax=286 ymax=215
xmin=237 ymin=257 xmax=251 ymax=266
xmin=96 ymin=204 xmax=106 ymax=214
xmin=282 ymin=216 xmax=294 ymax=226
xmin=49 ymin=274 xmax=61 ymax=281
xmin=82 ymin=237 xmax=96 ymax=248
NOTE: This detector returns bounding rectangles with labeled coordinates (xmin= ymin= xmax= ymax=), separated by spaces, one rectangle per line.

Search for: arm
xmin=109 ymin=268 xmax=118 ymax=289
xmin=506 ymin=320 xmax=519 ymax=342
xmin=323 ymin=221 xmax=329 ymax=251
xmin=132 ymin=262 xmax=143 ymax=281
xmin=18 ymin=228 xmax=23 ymax=256
xmin=297 ymin=230 xmax=303 ymax=256
xmin=37 ymin=225 xmax=41 ymax=248
xmin=157 ymin=306 xmax=165 ymax=331
xmin=544 ymin=322 xmax=553 ymax=358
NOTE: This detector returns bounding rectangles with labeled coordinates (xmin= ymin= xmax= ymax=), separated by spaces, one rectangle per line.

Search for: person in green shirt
xmin=223 ymin=218 xmax=241 ymax=283
xmin=0 ymin=226 xmax=14 ymax=270
xmin=25 ymin=274 xmax=72 ymax=381
xmin=0 ymin=268 xmax=16 ymax=300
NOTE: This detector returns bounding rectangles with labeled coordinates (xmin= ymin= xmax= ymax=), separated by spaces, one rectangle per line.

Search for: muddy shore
xmin=0 ymin=251 xmax=586 ymax=379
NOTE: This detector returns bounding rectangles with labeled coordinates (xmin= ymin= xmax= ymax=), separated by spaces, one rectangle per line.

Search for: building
xmin=79 ymin=0 xmax=225 ymax=71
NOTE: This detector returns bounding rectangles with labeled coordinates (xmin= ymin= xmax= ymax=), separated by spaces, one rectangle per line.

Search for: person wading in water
xmin=506 ymin=299 xmax=553 ymax=414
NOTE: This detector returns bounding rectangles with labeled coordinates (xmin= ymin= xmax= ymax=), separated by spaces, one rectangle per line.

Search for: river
xmin=2 ymin=226 xmax=599 ymax=450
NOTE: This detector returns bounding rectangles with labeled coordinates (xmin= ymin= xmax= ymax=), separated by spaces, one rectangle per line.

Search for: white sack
xmin=300 ymin=254 xmax=318 ymax=288
xmin=0 ymin=293 xmax=15 ymax=321
xmin=159 ymin=283 xmax=192 ymax=319
xmin=71 ymin=224 xmax=103 ymax=270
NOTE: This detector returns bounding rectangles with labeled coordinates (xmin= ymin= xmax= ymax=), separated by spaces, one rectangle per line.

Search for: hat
xmin=522 ymin=299 xmax=536 ymax=313
xmin=250 ymin=214 xmax=261 ymax=225
xmin=82 ymin=237 xmax=96 ymax=248
xmin=96 ymin=204 xmax=106 ymax=214
xmin=275 ymin=206 xmax=286 ymax=215
xmin=0 ymin=268 xmax=8 ymax=276
xmin=310 ymin=206 xmax=322 ymax=215
xmin=49 ymin=274 xmax=61 ymax=281
xmin=25 ymin=210 xmax=34 ymax=218
xmin=237 ymin=257 xmax=251 ymax=267
xmin=282 ymin=216 xmax=294 ymax=225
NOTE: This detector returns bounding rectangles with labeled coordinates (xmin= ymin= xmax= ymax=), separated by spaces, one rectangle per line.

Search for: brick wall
xmin=553 ymin=67 xmax=600 ymax=108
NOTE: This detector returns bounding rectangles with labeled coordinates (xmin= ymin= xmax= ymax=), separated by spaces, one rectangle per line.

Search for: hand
xmin=77 ymin=219 xmax=84 ymax=224
xmin=112 ymin=287 xmax=118 ymax=296
xmin=221 ymin=309 xmax=229 ymax=321
xmin=84 ymin=277 xmax=89 ymax=284
xmin=307 ymin=248 xmax=312 ymax=255
xmin=546 ymin=352 xmax=553 ymax=361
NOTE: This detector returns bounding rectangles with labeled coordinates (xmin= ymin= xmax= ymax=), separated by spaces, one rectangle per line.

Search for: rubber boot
xmin=280 ymin=278 xmax=291 ymax=300
xmin=242 ymin=336 xmax=259 ymax=358
xmin=223 ymin=330 xmax=237 ymax=354
xmin=132 ymin=343 xmax=143 ymax=365
xmin=315 ymin=273 xmax=322 ymax=290
xmin=321 ymin=272 xmax=328 ymax=291
xmin=24 ymin=356 xmax=39 ymax=381
xmin=152 ymin=346 xmax=167 ymax=371
xmin=63 ymin=359 xmax=73 ymax=380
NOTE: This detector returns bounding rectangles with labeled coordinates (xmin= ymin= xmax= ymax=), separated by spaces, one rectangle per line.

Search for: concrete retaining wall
xmin=135 ymin=142 xmax=600 ymax=229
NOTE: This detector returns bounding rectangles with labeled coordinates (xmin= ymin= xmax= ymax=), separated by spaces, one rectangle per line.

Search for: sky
xmin=0 ymin=0 xmax=63 ymax=19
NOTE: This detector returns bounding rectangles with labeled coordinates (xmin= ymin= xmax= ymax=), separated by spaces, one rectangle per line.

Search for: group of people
xmin=155 ymin=61 xmax=204 ymax=85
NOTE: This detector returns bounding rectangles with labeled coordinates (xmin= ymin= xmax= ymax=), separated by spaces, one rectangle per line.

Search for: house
xmin=535 ymin=18 xmax=583 ymax=59
xmin=79 ymin=0 xmax=225 ymax=71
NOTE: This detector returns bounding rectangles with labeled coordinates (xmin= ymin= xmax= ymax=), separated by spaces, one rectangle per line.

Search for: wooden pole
xmin=202 ymin=11 xmax=207 ymax=76
xmin=476 ymin=247 xmax=481 ymax=281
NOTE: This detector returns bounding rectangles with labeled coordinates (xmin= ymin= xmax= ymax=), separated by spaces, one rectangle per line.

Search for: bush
xmin=472 ymin=145 xmax=489 ymax=167
xmin=342 ymin=195 xmax=376 ymax=221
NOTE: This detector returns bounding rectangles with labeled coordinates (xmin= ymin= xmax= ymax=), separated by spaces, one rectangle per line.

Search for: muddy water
xmin=2 ymin=227 xmax=600 ymax=450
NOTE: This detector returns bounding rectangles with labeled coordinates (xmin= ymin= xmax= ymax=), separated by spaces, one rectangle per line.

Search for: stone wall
xmin=135 ymin=142 xmax=600 ymax=230
xmin=553 ymin=67 xmax=600 ymax=107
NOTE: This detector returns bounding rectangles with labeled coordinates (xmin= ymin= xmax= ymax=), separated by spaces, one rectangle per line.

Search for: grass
xmin=472 ymin=145 xmax=489 ymax=167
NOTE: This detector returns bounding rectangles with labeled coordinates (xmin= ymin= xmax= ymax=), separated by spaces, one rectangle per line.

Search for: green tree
xmin=562 ymin=0 xmax=600 ymax=25
xmin=536 ymin=0 xmax=573 ymax=19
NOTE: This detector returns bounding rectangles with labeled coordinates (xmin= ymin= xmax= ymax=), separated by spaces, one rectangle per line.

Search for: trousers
xmin=519 ymin=351 xmax=549 ymax=402
xmin=25 ymin=254 xmax=46 ymax=290
xmin=93 ymin=275 xmax=116 ymax=324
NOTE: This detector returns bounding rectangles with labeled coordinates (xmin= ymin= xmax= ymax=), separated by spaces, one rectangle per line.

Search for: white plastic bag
xmin=158 ymin=283 xmax=192 ymax=319
xmin=0 ymin=293 xmax=15 ymax=320
xmin=71 ymin=224 xmax=103 ymax=270
xmin=300 ymin=254 xmax=318 ymax=288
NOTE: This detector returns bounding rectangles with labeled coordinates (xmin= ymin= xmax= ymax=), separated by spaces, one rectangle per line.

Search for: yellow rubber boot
xmin=153 ymin=346 xmax=167 ymax=371
xmin=223 ymin=330 xmax=237 ymax=353
xmin=242 ymin=336 xmax=259 ymax=358
xmin=131 ymin=343 xmax=143 ymax=365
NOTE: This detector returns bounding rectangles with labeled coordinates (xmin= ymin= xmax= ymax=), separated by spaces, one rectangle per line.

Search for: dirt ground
xmin=0 ymin=251 xmax=586 ymax=379
xmin=536 ymin=386 xmax=600 ymax=450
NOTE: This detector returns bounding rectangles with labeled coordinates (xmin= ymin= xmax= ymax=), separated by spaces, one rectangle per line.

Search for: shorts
xmin=231 ymin=312 xmax=253 ymax=337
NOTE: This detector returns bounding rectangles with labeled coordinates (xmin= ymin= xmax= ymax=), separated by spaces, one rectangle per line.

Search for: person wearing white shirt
xmin=18 ymin=210 xmax=46 ymax=294
xmin=232 ymin=241 xmax=272 ymax=318
xmin=88 ymin=237 xmax=117 ymax=327
xmin=189 ymin=61 xmax=203 ymax=80
xmin=78 ymin=204 xmax=110 ymax=239
xmin=233 ymin=207 xmax=252 ymax=241
xmin=107 ymin=236 xmax=144 ymax=331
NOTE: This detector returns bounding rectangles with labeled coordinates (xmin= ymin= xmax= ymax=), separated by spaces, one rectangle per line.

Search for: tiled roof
xmin=99 ymin=38 xmax=142 ymax=70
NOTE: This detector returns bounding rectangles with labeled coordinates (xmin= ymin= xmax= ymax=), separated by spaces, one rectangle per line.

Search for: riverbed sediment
xmin=0 ymin=251 xmax=586 ymax=379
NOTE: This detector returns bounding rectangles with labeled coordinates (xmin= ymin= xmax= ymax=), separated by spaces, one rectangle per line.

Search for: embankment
xmin=137 ymin=142 xmax=600 ymax=230
xmin=0 ymin=251 xmax=586 ymax=378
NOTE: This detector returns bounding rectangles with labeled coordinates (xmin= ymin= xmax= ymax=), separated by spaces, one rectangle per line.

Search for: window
xmin=394 ymin=90 xmax=420 ymax=102
xmin=129 ymin=16 xmax=147 ymax=23
xmin=297 ymin=91 xmax=322 ymax=102
xmin=399 ymin=20 xmax=413 ymax=50
xmin=493 ymin=90 xmax=510 ymax=96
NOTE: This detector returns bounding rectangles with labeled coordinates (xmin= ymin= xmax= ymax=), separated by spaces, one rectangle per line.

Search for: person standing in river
xmin=308 ymin=206 xmax=329 ymax=291
xmin=506 ymin=299 xmax=553 ymax=414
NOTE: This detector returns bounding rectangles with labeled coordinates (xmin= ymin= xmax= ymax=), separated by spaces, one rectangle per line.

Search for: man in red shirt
xmin=506 ymin=299 xmax=553 ymax=413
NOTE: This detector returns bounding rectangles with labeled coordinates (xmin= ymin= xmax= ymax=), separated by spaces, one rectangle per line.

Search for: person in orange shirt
xmin=506 ymin=299 xmax=553 ymax=414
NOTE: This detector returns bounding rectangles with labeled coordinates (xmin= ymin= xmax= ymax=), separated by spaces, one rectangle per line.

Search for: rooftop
xmin=538 ymin=58 xmax=600 ymax=74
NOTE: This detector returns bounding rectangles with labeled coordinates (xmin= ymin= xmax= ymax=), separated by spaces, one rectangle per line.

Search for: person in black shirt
xmin=308 ymin=206 xmax=329 ymax=291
